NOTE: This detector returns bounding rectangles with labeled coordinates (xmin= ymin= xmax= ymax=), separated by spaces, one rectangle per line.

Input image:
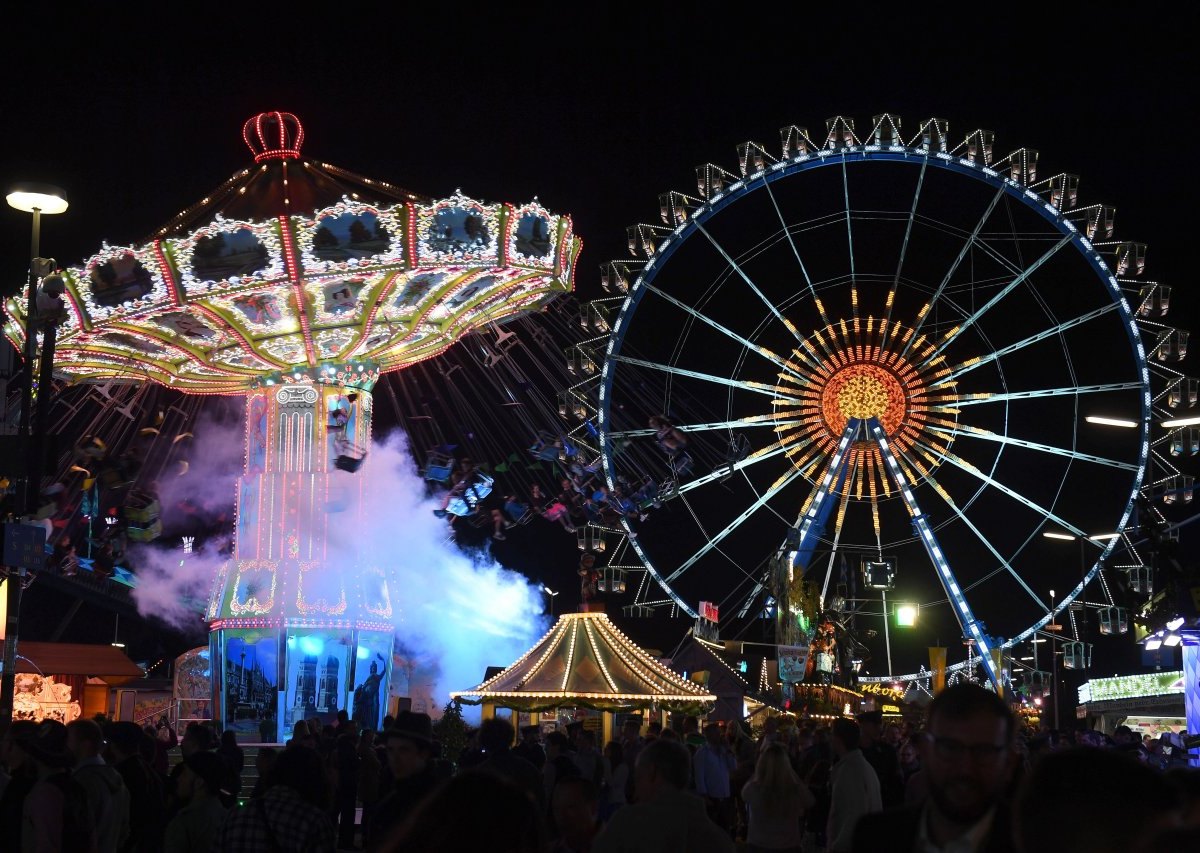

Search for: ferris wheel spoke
xmin=938 ymin=448 xmax=1089 ymax=539
xmin=871 ymin=421 xmax=1001 ymax=689
xmin=841 ymin=157 xmax=858 ymax=318
xmin=692 ymin=219 xmax=805 ymax=344
xmin=926 ymin=233 xmax=1075 ymax=362
xmin=939 ymin=302 xmax=1122 ymax=383
xmin=609 ymin=416 xmax=803 ymax=439
xmin=927 ymin=424 xmax=1139 ymax=472
xmin=676 ymin=442 xmax=792 ymax=496
xmin=882 ymin=157 xmax=928 ymax=347
xmin=944 ymin=381 xmax=1143 ymax=408
xmin=610 ymin=354 xmax=803 ymax=402
xmin=901 ymin=183 xmax=1007 ymax=358
xmin=761 ymin=177 xmax=826 ymax=326
xmin=664 ymin=468 xmax=804 ymax=583
xmin=896 ymin=448 xmax=1050 ymax=611
xmin=641 ymin=282 xmax=806 ymax=381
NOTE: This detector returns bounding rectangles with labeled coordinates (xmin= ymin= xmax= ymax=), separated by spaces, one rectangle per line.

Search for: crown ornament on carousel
xmin=242 ymin=111 xmax=305 ymax=162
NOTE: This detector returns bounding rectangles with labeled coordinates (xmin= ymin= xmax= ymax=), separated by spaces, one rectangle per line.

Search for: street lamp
xmin=542 ymin=585 xmax=559 ymax=616
xmin=1 ymin=181 xmax=67 ymax=729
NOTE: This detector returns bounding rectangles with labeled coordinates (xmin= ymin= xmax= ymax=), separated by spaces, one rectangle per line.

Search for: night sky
xmin=1 ymin=8 xmax=1194 ymax=687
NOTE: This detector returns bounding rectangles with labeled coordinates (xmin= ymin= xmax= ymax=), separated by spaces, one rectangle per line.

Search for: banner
xmin=990 ymin=648 xmax=1004 ymax=697
xmin=929 ymin=647 xmax=947 ymax=695
xmin=778 ymin=644 xmax=810 ymax=699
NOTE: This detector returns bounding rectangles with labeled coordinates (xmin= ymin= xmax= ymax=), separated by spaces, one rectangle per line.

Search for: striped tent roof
xmin=451 ymin=611 xmax=716 ymax=713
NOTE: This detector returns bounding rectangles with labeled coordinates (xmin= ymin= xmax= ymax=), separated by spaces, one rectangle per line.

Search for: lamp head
xmin=6 ymin=183 xmax=68 ymax=215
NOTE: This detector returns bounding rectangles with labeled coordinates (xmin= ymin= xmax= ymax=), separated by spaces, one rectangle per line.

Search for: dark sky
xmin=1 ymin=8 xmax=1194 ymax=680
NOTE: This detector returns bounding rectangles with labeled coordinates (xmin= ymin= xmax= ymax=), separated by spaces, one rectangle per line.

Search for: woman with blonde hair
xmin=741 ymin=743 xmax=816 ymax=852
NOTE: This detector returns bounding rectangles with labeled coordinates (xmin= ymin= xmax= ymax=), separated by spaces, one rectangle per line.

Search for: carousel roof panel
xmin=5 ymin=113 xmax=580 ymax=393
xmin=450 ymin=611 xmax=717 ymax=713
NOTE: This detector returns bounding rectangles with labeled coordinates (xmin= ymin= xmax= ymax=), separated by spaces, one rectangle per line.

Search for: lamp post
xmin=1 ymin=182 xmax=68 ymax=728
xmin=542 ymin=586 xmax=559 ymax=617
xmin=1049 ymin=589 xmax=1059 ymax=730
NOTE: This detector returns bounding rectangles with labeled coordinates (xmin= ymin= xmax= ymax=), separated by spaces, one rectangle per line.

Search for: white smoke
xmin=130 ymin=414 xmax=548 ymax=711
xmin=355 ymin=432 xmax=548 ymax=709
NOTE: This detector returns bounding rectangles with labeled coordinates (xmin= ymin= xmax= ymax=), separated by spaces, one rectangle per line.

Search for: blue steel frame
xmin=598 ymin=144 xmax=1150 ymax=649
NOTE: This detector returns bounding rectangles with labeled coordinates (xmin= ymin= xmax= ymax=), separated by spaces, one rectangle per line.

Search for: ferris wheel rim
xmin=598 ymin=144 xmax=1151 ymax=648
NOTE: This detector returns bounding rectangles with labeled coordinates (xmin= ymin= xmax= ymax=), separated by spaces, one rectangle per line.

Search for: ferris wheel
xmin=567 ymin=114 xmax=1193 ymax=687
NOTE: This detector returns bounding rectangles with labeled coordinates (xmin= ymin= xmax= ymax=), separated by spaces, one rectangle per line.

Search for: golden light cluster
xmin=769 ymin=317 xmax=960 ymax=521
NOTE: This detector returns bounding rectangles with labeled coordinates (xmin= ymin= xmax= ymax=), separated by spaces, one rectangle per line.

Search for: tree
xmin=348 ymin=220 xmax=372 ymax=244
xmin=313 ymin=226 xmax=339 ymax=249
xmin=432 ymin=699 xmax=470 ymax=767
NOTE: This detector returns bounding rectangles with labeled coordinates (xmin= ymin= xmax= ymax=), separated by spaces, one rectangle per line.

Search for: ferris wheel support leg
xmin=787 ymin=419 xmax=861 ymax=584
xmin=869 ymin=418 xmax=1002 ymax=691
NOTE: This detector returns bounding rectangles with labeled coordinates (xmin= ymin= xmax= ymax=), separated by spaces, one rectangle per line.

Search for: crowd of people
xmin=2 ymin=684 xmax=1199 ymax=852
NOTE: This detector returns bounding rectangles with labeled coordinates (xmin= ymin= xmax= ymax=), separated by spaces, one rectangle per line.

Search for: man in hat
xmin=856 ymin=710 xmax=903 ymax=809
xmin=513 ymin=724 xmax=546 ymax=770
xmin=163 ymin=751 xmax=229 ymax=853
xmin=105 ymin=720 xmax=166 ymax=853
xmin=16 ymin=720 xmax=98 ymax=852
xmin=366 ymin=711 xmax=438 ymax=851
xmin=67 ymin=719 xmax=130 ymax=853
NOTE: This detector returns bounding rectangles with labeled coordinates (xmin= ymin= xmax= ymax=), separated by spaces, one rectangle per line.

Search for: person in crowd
xmin=681 ymin=716 xmax=705 ymax=751
xmin=514 ymin=724 xmax=547 ymax=770
xmin=693 ymin=722 xmax=737 ymax=835
xmin=0 ymin=721 xmax=39 ymax=850
xmin=645 ymin=720 xmax=663 ymax=741
xmin=105 ymin=720 xmax=166 ymax=853
xmin=856 ymin=710 xmax=903 ymax=809
xmin=592 ymin=737 xmax=733 ymax=853
xmin=387 ymin=770 xmax=547 ymax=852
xmin=366 ymin=712 xmax=438 ymax=850
xmin=728 ymin=721 xmax=760 ymax=842
xmin=217 ymin=730 xmax=244 ymax=774
xmin=16 ymin=720 xmax=98 ymax=853
xmin=288 ymin=721 xmax=316 ymax=750
xmin=142 ymin=725 xmax=169 ymax=778
xmin=601 ymin=741 xmax=627 ymax=821
xmin=476 ymin=717 xmax=544 ymax=810
xmin=163 ymin=751 xmax=228 ymax=853
xmin=215 ymin=744 xmax=335 ymax=852
xmin=759 ymin=716 xmax=782 ymax=754
xmin=357 ymin=729 xmax=382 ymax=832
xmin=742 ymin=743 xmax=815 ymax=853
xmin=572 ymin=729 xmax=606 ymax=789
xmin=67 ymin=719 xmax=129 ymax=853
xmin=853 ymin=683 xmax=1017 ymax=852
xmin=1165 ymin=766 xmax=1200 ymax=827
xmin=544 ymin=731 xmax=582 ymax=803
xmin=1017 ymin=747 xmax=1183 ymax=852
xmin=330 ymin=733 xmax=360 ymax=849
xmin=552 ymin=776 xmax=600 ymax=853
xmin=250 ymin=746 xmax=278 ymax=800
xmin=898 ymin=737 xmax=921 ymax=786
xmin=825 ymin=718 xmax=880 ymax=853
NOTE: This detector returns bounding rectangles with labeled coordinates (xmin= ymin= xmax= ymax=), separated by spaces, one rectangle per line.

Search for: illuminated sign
xmin=1078 ymin=671 xmax=1184 ymax=704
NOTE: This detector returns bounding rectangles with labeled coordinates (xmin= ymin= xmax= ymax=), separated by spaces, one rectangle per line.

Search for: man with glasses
xmin=852 ymin=683 xmax=1018 ymax=853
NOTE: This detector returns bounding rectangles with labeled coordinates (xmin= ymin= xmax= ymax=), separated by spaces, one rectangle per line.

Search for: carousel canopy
xmin=5 ymin=111 xmax=580 ymax=394
xmin=450 ymin=611 xmax=717 ymax=713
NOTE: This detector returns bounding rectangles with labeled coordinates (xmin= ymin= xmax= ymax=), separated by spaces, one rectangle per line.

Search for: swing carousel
xmin=4 ymin=111 xmax=581 ymax=741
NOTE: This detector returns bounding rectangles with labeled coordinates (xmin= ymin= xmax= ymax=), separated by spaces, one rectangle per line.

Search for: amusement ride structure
xmin=562 ymin=113 xmax=1194 ymax=693
xmin=5 ymin=112 xmax=580 ymax=739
